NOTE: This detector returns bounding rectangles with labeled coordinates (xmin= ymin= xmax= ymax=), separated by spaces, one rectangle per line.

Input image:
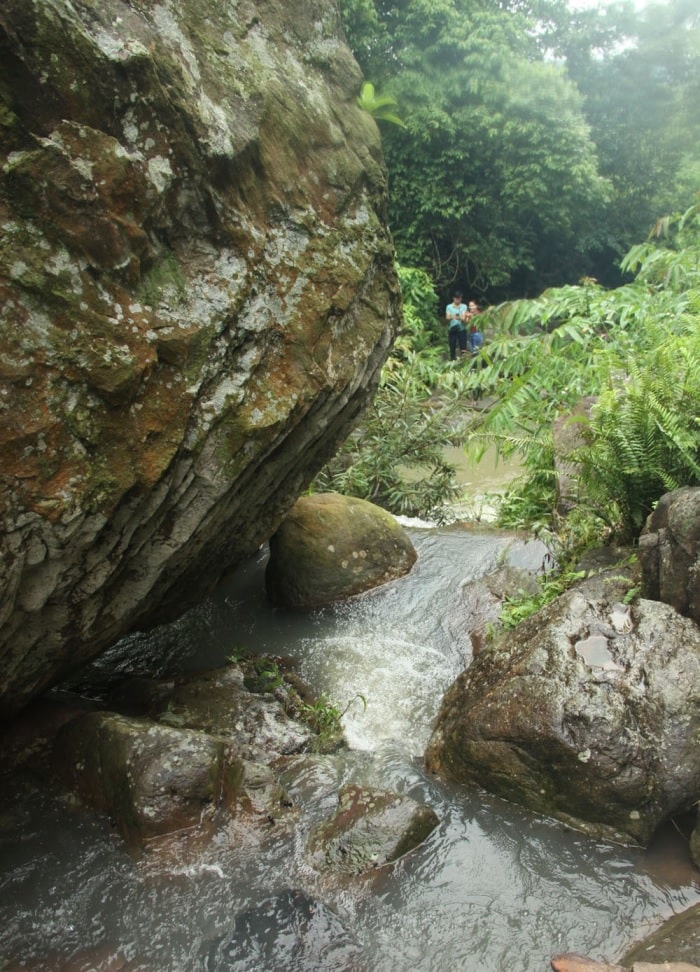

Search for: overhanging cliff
xmin=0 ymin=0 xmax=401 ymax=717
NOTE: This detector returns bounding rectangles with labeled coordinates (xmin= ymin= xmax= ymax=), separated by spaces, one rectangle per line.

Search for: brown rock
xmin=265 ymin=493 xmax=417 ymax=608
xmin=0 ymin=0 xmax=400 ymax=717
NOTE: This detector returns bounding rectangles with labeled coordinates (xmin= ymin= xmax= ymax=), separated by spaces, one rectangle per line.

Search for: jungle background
xmin=316 ymin=0 xmax=700 ymax=567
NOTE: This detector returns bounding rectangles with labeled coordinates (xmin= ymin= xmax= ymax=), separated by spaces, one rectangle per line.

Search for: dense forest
xmin=341 ymin=0 xmax=699 ymax=299
xmin=316 ymin=0 xmax=700 ymax=559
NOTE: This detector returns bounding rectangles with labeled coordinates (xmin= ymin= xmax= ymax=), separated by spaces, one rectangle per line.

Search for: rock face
xmin=425 ymin=569 xmax=700 ymax=845
xmin=639 ymin=487 xmax=700 ymax=625
xmin=265 ymin=493 xmax=417 ymax=608
xmin=0 ymin=0 xmax=400 ymax=717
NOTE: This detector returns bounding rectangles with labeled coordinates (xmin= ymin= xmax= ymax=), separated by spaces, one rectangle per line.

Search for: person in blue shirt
xmin=445 ymin=290 xmax=467 ymax=360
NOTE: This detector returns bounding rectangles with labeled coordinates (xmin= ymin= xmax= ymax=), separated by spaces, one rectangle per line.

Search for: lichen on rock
xmin=0 ymin=0 xmax=400 ymax=717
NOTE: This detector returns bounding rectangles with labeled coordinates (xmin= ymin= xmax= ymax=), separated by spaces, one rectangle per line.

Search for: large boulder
xmin=639 ymin=487 xmax=700 ymax=625
xmin=265 ymin=493 xmax=417 ymax=608
xmin=425 ymin=569 xmax=700 ymax=845
xmin=0 ymin=0 xmax=400 ymax=717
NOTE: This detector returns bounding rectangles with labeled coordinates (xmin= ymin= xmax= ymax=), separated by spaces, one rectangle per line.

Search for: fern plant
xmin=569 ymin=344 xmax=700 ymax=540
xmin=470 ymin=200 xmax=700 ymax=539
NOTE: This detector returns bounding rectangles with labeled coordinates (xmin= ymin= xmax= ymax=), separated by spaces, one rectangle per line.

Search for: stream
xmin=1 ymin=522 xmax=699 ymax=971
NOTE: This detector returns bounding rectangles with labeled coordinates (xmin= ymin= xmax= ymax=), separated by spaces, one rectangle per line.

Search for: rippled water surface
xmin=1 ymin=525 xmax=698 ymax=971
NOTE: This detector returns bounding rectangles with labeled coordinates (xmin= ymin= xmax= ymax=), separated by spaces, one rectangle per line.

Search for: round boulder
xmin=265 ymin=493 xmax=417 ymax=609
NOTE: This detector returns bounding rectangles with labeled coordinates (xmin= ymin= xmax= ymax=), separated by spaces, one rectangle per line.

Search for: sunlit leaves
xmin=356 ymin=81 xmax=407 ymax=127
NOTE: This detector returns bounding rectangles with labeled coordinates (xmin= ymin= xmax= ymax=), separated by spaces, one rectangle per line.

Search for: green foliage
xmin=497 ymin=568 xmax=587 ymax=632
xmin=396 ymin=264 xmax=442 ymax=349
xmin=357 ymin=81 xmax=406 ymax=127
xmin=242 ymin=656 xmax=284 ymax=694
xmin=552 ymin=0 xmax=700 ymax=284
xmin=339 ymin=0 xmax=699 ymax=298
xmin=314 ymin=348 xmax=468 ymax=520
xmin=474 ymin=201 xmax=700 ymax=541
xmin=340 ymin=0 xmax=610 ymax=297
xmin=297 ymin=693 xmax=367 ymax=752
xmin=571 ymin=348 xmax=700 ymax=541
xmin=314 ymin=264 xmax=471 ymax=520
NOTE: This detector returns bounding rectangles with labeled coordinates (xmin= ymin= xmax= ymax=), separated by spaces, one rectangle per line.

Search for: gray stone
xmin=307 ymin=782 xmax=439 ymax=875
xmin=426 ymin=577 xmax=700 ymax=845
xmin=52 ymin=711 xmax=242 ymax=845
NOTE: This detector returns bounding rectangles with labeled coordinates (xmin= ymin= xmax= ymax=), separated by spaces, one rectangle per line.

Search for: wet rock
xmin=48 ymin=664 xmax=317 ymax=845
xmin=0 ymin=0 xmax=400 ymax=718
xmin=426 ymin=573 xmax=700 ymax=845
xmin=307 ymin=782 xmax=439 ymax=875
xmin=52 ymin=710 xmax=243 ymax=845
xmin=147 ymin=665 xmax=315 ymax=762
xmin=621 ymin=903 xmax=700 ymax=967
xmin=265 ymin=493 xmax=417 ymax=609
xmin=639 ymin=487 xmax=700 ymax=625
xmin=204 ymin=889 xmax=363 ymax=971
xmin=465 ymin=565 xmax=542 ymax=654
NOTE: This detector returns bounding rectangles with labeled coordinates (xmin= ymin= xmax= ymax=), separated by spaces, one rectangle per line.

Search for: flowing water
xmin=1 ymin=524 xmax=699 ymax=971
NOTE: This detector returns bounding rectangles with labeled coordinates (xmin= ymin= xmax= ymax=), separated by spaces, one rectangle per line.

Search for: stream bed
xmin=1 ymin=523 xmax=699 ymax=971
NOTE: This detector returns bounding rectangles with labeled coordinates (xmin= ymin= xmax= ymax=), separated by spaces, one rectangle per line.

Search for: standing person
xmin=467 ymin=301 xmax=483 ymax=355
xmin=466 ymin=300 xmax=484 ymax=401
xmin=445 ymin=290 xmax=467 ymax=360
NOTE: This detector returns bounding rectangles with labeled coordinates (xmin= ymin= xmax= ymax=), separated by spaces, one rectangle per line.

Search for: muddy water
xmin=1 ymin=525 xmax=698 ymax=971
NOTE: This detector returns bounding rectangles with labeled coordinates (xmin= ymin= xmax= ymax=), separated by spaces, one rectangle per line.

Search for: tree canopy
xmin=340 ymin=0 xmax=700 ymax=300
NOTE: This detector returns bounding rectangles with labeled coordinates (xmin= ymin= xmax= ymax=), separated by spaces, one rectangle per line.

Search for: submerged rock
xmin=0 ymin=0 xmax=400 ymax=718
xmin=49 ymin=664 xmax=317 ymax=846
xmin=266 ymin=493 xmax=417 ymax=608
xmin=426 ymin=570 xmax=700 ymax=845
xmin=204 ymin=889 xmax=363 ymax=971
xmin=307 ymin=782 xmax=439 ymax=875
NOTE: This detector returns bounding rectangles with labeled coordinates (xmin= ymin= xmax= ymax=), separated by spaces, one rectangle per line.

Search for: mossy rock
xmin=265 ymin=493 xmax=417 ymax=609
